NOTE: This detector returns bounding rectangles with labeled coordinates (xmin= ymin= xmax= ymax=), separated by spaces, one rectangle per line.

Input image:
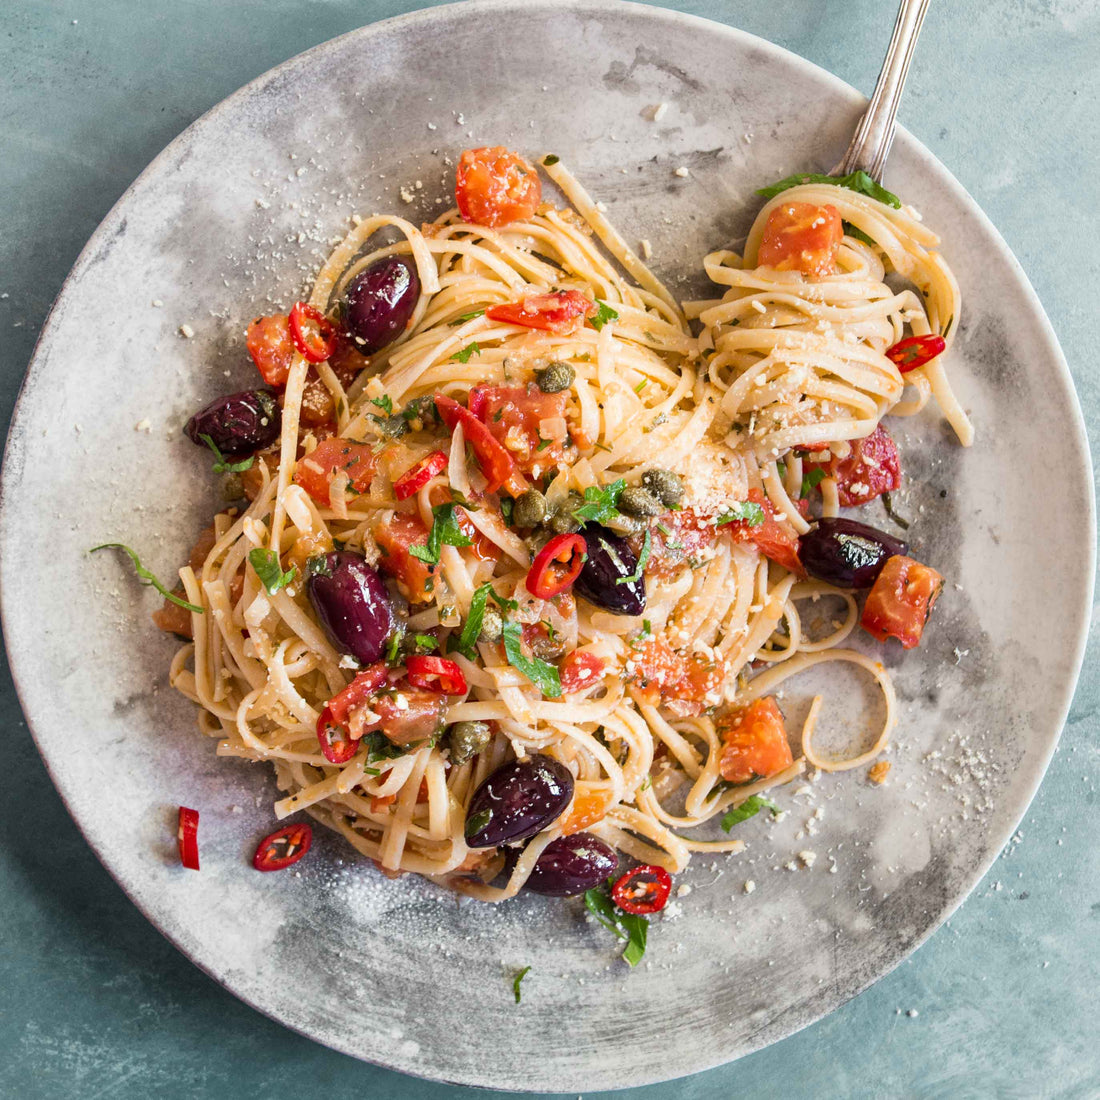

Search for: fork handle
xmin=832 ymin=0 xmax=931 ymax=181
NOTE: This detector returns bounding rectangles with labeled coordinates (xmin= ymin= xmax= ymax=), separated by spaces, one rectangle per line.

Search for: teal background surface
xmin=1 ymin=2 xmax=1097 ymax=1097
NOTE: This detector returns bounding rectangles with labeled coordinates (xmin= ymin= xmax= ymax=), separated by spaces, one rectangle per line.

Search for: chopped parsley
xmin=370 ymin=394 xmax=394 ymax=415
xmin=451 ymin=583 xmax=491 ymax=659
xmin=542 ymin=154 xmax=560 ymax=167
xmin=572 ymin=478 xmax=626 ymax=523
xmin=89 ymin=543 xmax=203 ymax=614
xmin=633 ymin=378 xmax=649 ymax=394
xmin=800 ymin=467 xmax=826 ymax=498
xmin=512 ymin=966 xmax=531 ymax=1004
xmin=755 ymin=169 xmax=901 ymax=209
xmin=720 ymin=794 xmax=780 ymax=832
xmin=881 ymin=491 xmax=911 ymax=530
xmin=590 ymin=300 xmax=619 ymax=331
xmin=584 ymin=882 xmax=649 ymax=967
xmin=715 ymin=501 xmax=765 ymax=527
xmin=384 ymin=629 xmax=404 ymax=666
xmin=449 ymin=309 xmax=485 ymax=326
xmin=409 ymin=503 xmax=473 ymax=565
xmin=489 ymin=588 xmax=519 ymax=612
xmin=450 ymin=342 xmax=482 ymax=364
xmin=536 ymin=437 xmax=552 ymax=451
xmin=413 ymin=633 xmax=439 ymax=651
xmin=362 ymin=730 xmax=411 ymax=762
xmin=616 ymin=529 xmax=651 ymax=585
xmin=198 ymin=434 xmax=254 ymax=474
xmin=248 ymin=548 xmax=297 ymax=595
xmin=502 ymin=621 xmax=562 ymax=697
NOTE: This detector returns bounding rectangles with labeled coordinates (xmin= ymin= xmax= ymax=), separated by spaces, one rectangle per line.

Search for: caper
xmin=534 ymin=360 xmax=575 ymax=394
xmin=604 ymin=512 xmax=647 ymax=536
xmin=641 ymin=468 xmax=684 ymax=508
xmin=618 ymin=486 xmax=665 ymax=518
xmin=478 ymin=606 xmax=504 ymax=643
xmin=512 ymin=489 xmax=549 ymax=528
xmin=221 ymin=473 xmax=244 ymax=501
xmin=374 ymin=414 xmax=409 ymax=438
xmin=548 ymin=491 xmax=584 ymax=535
xmin=447 ymin=720 xmax=492 ymax=766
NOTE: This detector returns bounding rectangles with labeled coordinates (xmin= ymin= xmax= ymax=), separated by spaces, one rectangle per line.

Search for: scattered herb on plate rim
xmin=89 ymin=543 xmax=204 ymax=613
xmin=512 ymin=965 xmax=531 ymax=1004
xmin=583 ymin=881 xmax=649 ymax=967
xmin=720 ymin=794 xmax=780 ymax=832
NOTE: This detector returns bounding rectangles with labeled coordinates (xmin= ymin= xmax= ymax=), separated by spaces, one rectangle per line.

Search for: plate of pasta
xmin=1 ymin=0 xmax=1092 ymax=1091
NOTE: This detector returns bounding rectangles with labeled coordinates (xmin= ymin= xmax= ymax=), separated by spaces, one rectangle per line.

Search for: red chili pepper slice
xmin=177 ymin=806 xmax=200 ymax=871
xmin=405 ymin=655 xmax=468 ymax=695
xmin=316 ymin=664 xmax=388 ymax=763
xmin=526 ymin=533 xmax=586 ymax=599
xmin=434 ymin=394 xmax=524 ymax=495
xmin=885 ymin=334 xmax=946 ymax=373
xmin=486 ymin=290 xmax=595 ymax=335
xmin=289 ymin=301 xmax=338 ymax=364
xmin=393 ymin=451 xmax=449 ymax=501
xmin=611 ymin=864 xmax=672 ymax=915
xmin=253 ymin=823 xmax=313 ymax=872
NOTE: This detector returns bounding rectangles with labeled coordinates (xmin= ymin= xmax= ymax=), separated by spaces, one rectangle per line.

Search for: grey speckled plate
xmin=1 ymin=0 xmax=1093 ymax=1091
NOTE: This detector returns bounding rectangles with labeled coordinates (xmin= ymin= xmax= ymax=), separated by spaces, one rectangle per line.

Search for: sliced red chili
xmin=434 ymin=394 xmax=523 ymax=495
xmin=486 ymin=290 xmax=595 ymax=335
xmin=393 ymin=451 xmax=449 ymax=501
xmin=289 ymin=301 xmax=338 ymax=363
xmin=253 ymin=823 xmax=313 ymax=872
xmin=885 ymin=334 xmax=946 ymax=373
xmin=177 ymin=806 xmax=200 ymax=871
xmin=317 ymin=664 xmax=388 ymax=763
xmin=405 ymin=655 xmax=468 ymax=695
xmin=526 ymin=533 xmax=585 ymax=599
xmin=611 ymin=864 xmax=672 ymax=915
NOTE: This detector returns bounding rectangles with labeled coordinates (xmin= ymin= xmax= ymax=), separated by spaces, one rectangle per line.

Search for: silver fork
xmin=832 ymin=0 xmax=931 ymax=180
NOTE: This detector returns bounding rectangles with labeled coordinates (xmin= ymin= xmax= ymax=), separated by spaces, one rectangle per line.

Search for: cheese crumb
xmin=650 ymin=102 xmax=668 ymax=122
xmin=178 ymin=324 xmax=195 ymax=339
xmin=798 ymin=850 xmax=817 ymax=868
xmin=743 ymin=880 xmax=756 ymax=894
xmin=134 ymin=419 xmax=152 ymax=433
xmin=868 ymin=760 xmax=891 ymax=784
xmin=640 ymin=239 xmax=652 ymax=260
xmin=673 ymin=166 xmax=690 ymax=178
xmin=676 ymin=883 xmax=692 ymax=897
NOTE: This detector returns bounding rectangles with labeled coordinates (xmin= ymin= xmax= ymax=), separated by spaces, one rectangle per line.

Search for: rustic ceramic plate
xmin=1 ymin=0 xmax=1093 ymax=1091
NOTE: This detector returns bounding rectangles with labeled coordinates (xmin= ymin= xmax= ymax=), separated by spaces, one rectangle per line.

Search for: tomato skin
xmin=558 ymin=649 xmax=607 ymax=694
xmin=434 ymin=395 xmax=520 ymax=494
xmin=632 ymin=637 xmax=724 ymax=714
xmin=718 ymin=696 xmax=793 ymax=784
xmin=293 ymin=437 xmax=377 ymax=506
xmin=455 ymin=146 xmax=541 ymax=228
xmin=369 ymin=689 xmax=447 ymax=746
xmin=247 ymin=314 xmax=296 ymax=387
xmin=757 ymin=202 xmax=843 ymax=277
xmin=469 ymin=383 xmax=568 ymax=476
xmin=861 ymin=554 xmax=943 ymax=649
xmin=722 ymin=489 xmax=803 ymax=574
xmin=376 ymin=513 xmax=435 ymax=603
xmin=486 ymin=290 xmax=595 ymax=335
xmin=804 ymin=425 xmax=901 ymax=507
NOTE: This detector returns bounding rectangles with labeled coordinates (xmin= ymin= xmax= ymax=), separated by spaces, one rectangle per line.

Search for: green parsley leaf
xmin=512 ymin=966 xmax=531 ymax=1004
xmin=198 ymin=434 xmax=255 ymax=474
xmin=370 ymin=394 xmax=394 ymax=415
xmin=449 ymin=309 xmax=485 ymax=326
xmin=502 ymin=621 xmax=562 ymax=697
xmin=620 ymin=914 xmax=648 ymax=966
xmin=942 ymin=315 xmax=954 ymax=339
xmin=363 ymin=766 xmax=382 ymax=777
xmin=89 ymin=543 xmax=204 ymax=614
xmin=715 ymin=501 xmax=765 ymax=527
xmin=500 ymin=497 xmax=514 ymax=525
xmin=536 ymin=438 xmax=552 ymax=452
xmin=583 ymin=885 xmax=649 ymax=967
xmin=720 ymin=794 xmax=780 ymax=832
xmin=362 ymin=730 xmax=410 ymax=762
xmin=248 ymin=548 xmax=297 ymax=595
xmin=450 ymin=342 xmax=482 ymax=364
xmin=572 ymin=478 xmax=626 ymax=523
xmin=589 ymin=300 xmax=619 ymax=331
xmin=755 ymin=169 xmax=901 ymax=208
xmin=413 ymin=633 xmax=439 ymax=651
xmin=800 ymin=467 xmax=826 ymax=498
xmin=616 ymin=529 xmax=651 ymax=585
xmin=593 ymin=441 xmax=613 ymax=454
xmin=542 ymin=154 xmax=560 ymax=167
xmin=453 ymin=583 xmax=491 ymax=659
xmin=384 ymin=629 xmax=404 ymax=666
xmin=583 ymin=885 xmax=621 ymax=933
xmin=881 ymin=491 xmax=911 ymax=531
xmin=633 ymin=378 xmax=648 ymax=394
xmin=489 ymin=588 xmax=519 ymax=612
xmin=409 ymin=503 xmax=474 ymax=565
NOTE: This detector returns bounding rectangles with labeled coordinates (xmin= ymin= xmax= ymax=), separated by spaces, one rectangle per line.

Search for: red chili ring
xmin=611 ymin=864 xmax=672 ymax=915
xmin=253 ymin=823 xmax=313 ymax=872
xmin=885 ymin=333 xmax=946 ymax=374
xmin=289 ymin=301 xmax=338 ymax=363
xmin=393 ymin=451 xmax=449 ymax=501
xmin=405 ymin=654 xmax=468 ymax=695
xmin=317 ymin=705 xmax=359 ymax=764
xmin=526 ymin=533 xmax=586 ymax=599
xmin=177 ymin=806 xmax=200 ymax=871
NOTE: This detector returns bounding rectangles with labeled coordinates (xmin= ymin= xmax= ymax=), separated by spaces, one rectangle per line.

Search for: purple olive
xmin=524 ymin=833 xmax=618 ymax=897
xmin=185 ymin=389 xmax=280 ymax=455
xmin=306 ymin=551 xmax=394 ymax=664
xmin=799 ymin=517 xmax=908 ymax=588
xmin=464 ymin=754 xmax=574 ymax=848
xmin=575 ymin=523 xmax=646 ymax=616
xmin=344 ymin=257 xmax=420 ymax=354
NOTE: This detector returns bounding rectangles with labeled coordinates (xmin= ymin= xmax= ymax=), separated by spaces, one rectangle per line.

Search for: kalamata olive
xmin=464 ymin=754 xmax=574 ymax=848
xmin=524 ymin=832 xmax=618 ymax=896
xmin=185 ymin=389 xmax=280 ymax=455
xmin=344 ymin=256 xmax=420 ymax=354
xmin=575 ymin=523 xmax=646 ymax=615
xmin=799 ymin=517 xmax=909 ymax=588
xmin=306 ymin=551 xmax=394 ymax=663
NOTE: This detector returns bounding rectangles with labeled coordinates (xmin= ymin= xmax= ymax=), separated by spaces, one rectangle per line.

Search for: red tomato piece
xmin=631 ymin=637 xmax=724 ymax=715
xmin=559 ymin=786 xmax=612 ymax=835
xmin=721 ymin=489 xmax=803 ymax=574
xmin=247 ymin=314 xmax=296 ymax=387
xmin=803 ymin=425 xmax=901 ymax=507
xmin=293 ymin=437 xmax=378 ymax=506
xmin=757 ymin=202 xmax=843 ymax=277
xmin=393 ymin=451 xmax=449 ymax=501
xmin=558 ymin=650 xmax=607 ymax=694
xmin=177 ymin=806 xmax=200 ymax=871
xmin=252 ymin=823 xmax=313 ymax=872
xmin=455 ymin=146 xmax=541 ymax=229
xmin=526 ymin=533 xmax=586 ymax=599
xmin=486 ymin=290 xmax=595 ymax=335
xmin=288 ymin=302 xmax=338 ymax=363
xmin=315 ymin=664 xmax=389 ymax=764
xmin=648 ymin=509 xmax=718 ymax=579
xmin=861 ymin=554 xmax=943 ymax=649
xmin=611 ymin=865 xmax=672 ymax=915
xmin=369 ymin=689 xmax=448 ymax=746
xmin=469 ymin=383 xmax=569 ymax=476
xmin=376 ymin=513 xmax=436 ymax=603
xmin=434 ymin=395 xmax=522 ymax=495
xmin=717 ymin=696 xmax=794 ymax=784
xmin=405 ymin=655 xmax=468 ymax=695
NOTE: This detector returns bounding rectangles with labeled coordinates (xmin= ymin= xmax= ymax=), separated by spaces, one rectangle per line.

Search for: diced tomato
xmin=722 ymin=489 xmax=803 ymax=574
xmin=405 ymin=655 xmax=467 ymax=695
xmin=293 ymin=437 xmax=377 ymax=506
xmin=486 ymin=290 xmax=595 ymax=335
xmin=648 ymin=509 xmax=718 ymax=579
xmin=394 ymin=451 xmax=448 ymax=500
xmin=246 ymin=314 xmax=296 ymax=387
xmin=434 ymin=395 xmax=522 ymax=495
xmin=376 ymin=513 xmax=435 ymax=602
xmin=757 ymin=202 xmax=843 ymax=277
xmin=455 ymin=146 xmax=541 ymax=229
xmin=370 ymin=793 xmax=397 ymax=813
xmin=803 ymin=425 xmax=901 ymax=507
xmin=368 ymin=688 xmax=447 ymax=746
xmin=717 ymin=696 xmax=793 ymax=784
xmin=861 ymin=554 xmax=943 ymax=649
xmin=559 ymin=786 xmax=611 ymax=835
xmin=318 ymin=666 xmax=390 ymax=765
xmin=327 ymin=665 xmax=388 ymax=725
xmin=558 ymin=649 xmax=607 ymax=694
xmin=468 ymin=383 xmax=568 ymax=476
xmin=632 ymin=637 xmax=724 ymax=716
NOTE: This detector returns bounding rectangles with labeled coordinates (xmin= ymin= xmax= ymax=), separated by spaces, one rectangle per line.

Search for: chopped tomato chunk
xmin=559 ymin=786 xmax=612 ymax=835
xmin=293 ymin=437 xmax=377 ymax=506
xmin=376 ymin=513 xmax=435 ymax=603
xmin=717 ymin=696 xmax=793 ymax=784
xmin=632 ymin=637 xmax=724 ymax=716
xmin=861 ymin=554 xmax=943 ymax=649
xmin=803 ymin=425 xmax=901 ymax=507
xmin=455 ymin=146 xmax=541 ymax=228
xmin=246 ymin=314 xmax=296 ymax=387
xmin=368 ymin=688 xmax=447 ymax=746
xmin=434 ymin=395 xmax=522 ymax=495
xmin=558 ymin=649 xmax=607 ymax=694
xmin=722 ymin=489 xmax=803 ymax=574
xmin=757 ymin=202 xmax=843 ymax=277
xmin=486 ymin=290 xmax=594 ymax=335
xmin=469 ymin=383 xmax=569 ymax=476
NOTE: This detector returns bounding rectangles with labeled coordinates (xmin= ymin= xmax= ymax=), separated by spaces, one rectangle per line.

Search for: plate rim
xmin=1 ymin=0 xmax=1095 ymax=1089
